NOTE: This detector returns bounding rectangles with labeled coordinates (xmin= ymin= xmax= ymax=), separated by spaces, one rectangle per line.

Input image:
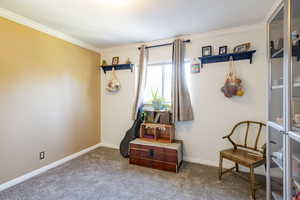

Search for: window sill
xmin=142 ymin=104 xmax=171 ymax=112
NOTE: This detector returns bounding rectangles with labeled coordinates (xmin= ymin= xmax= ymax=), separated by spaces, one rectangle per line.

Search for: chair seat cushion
xmin=220 ymin=148 xmax=265 ymax=167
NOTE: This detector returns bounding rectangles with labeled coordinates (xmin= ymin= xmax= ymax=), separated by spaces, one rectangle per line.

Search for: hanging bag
xmin=106 ymin=68 xmax=121 ymax=92
xmin=221 ymin=57 xmax=244 ymax=98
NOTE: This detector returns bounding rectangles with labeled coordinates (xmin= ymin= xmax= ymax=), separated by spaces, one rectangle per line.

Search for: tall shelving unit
xmin=267 ymin=0 xmax=300 ymax=200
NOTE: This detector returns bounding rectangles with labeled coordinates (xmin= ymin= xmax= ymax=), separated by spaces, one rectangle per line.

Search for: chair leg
xmin=219 ymin=155 xmax=223 ymax=180
xmin=250 ymin=167 xmax=256 ymax=200
xmin=235 ymin=163 xmax=239 ymax=172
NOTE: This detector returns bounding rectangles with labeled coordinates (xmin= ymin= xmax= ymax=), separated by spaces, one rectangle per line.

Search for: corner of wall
xmin=0 ymin=7 xmax=101 ymax=53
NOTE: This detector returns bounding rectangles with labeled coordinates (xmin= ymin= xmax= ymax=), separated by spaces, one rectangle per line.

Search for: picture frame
xmin=202 ymin=46 xmax=212 ymax=57
xmin=219 ymin=46 xmax=228 ymax=55
xmin=112 ymin=57 xmax=119 ymax=65
xmin=233 ymin=43 xmax=251 ymax=53
xmin=190 ymin=58 xmax=200 ymax=73
xmin=191 ymin=63 xmax=200 ymax=73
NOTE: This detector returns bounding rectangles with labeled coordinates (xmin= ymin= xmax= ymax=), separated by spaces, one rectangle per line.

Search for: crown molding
xmin=0 ymin=8 xmax=101 ymax=53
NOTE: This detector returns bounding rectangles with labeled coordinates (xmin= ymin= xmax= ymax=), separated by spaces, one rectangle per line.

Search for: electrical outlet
xmin=40 ymin=151 xmax=45 ymax=160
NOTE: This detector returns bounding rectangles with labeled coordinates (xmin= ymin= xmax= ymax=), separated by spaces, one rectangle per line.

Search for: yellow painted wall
xmin=0 ymin=17 xmax=101 ymax=184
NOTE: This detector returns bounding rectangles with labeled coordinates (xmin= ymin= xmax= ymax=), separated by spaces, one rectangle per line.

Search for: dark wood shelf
xmin=271 ymin=156 xmax=283 ymax=170
xmin=271 ymin=46 xmax=300 ymax=61
xmin=294 ymin=178 xmax=300 ymax=191
xmin=272 ymin=191 xmax=283 ymax=200
xmin=100 ymin=64 xmax=134 ymax=74
xmin=271 ymin=48 xmax=284 ymax=58
xmin=198 ymin=50 xmax=256 ymax=67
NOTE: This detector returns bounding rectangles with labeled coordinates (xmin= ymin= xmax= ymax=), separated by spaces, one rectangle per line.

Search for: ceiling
xmin=0 ymin=0 xmax=275 ymax=49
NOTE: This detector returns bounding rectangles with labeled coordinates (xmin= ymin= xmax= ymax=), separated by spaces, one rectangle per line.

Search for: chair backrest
xmin=223 ymin=121 xmax=266 ymax=154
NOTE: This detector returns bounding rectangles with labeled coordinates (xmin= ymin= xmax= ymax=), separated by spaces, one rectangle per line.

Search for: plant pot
xmin=152 ymin=100 xmax=163 ymax=110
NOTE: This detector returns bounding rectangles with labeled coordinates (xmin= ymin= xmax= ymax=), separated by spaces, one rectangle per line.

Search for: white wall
xmin=100 ymin=23 xmax=268 ymax=170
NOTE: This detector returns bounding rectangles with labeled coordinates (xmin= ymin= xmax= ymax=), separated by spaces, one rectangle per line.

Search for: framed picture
xmin=202 ymin=46 xmax=212 ymax=57
xmin=219 ymin=46 xmax=228 ymax=55
xmin=191 ymin=63 xmax=200 ymax=73
xmin=112 ymin=57 xmax=119 ymax=65
xmin=233 ymin=43 xmax=251 ymax=53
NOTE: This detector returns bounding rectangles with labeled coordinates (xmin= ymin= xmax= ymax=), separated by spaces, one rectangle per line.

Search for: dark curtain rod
xmin=138 ymin=39 xmax=191 ymax=50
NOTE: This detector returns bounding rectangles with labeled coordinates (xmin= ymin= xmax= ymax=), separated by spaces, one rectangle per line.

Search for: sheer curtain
xmin=131 ymin=45 xmax=148 ymax=120
xmin=171 ymin=39 xmax=194 ymax=123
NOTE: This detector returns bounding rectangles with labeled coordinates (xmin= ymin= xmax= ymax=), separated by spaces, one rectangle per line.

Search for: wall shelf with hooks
xmin=100 ymin=64 xmax=134 ymax=74
xmin=198 ymin=50 xmax=256 ymax=67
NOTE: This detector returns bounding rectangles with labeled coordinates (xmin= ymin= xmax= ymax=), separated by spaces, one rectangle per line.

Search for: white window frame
xmin=146 ymin=62 xmax=172 ymax=104
xmin=144 ymin=60 xmax=191 ymax=105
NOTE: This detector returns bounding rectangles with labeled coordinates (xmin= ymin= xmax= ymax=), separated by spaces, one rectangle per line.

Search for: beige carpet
xmin=0 ymin=147 xmax=266 ymax=200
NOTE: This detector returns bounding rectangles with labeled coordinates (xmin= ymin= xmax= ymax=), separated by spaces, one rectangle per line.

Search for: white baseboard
xmin=184 ymin=156 xmax=265 ymax=176
xmin=0 ymin=143 xmax=101 ymax=192
xmin=1 ymin=142 xmax=264 ymax=192
xmin=99 ymin=142 xmax=119 ymax=149
xmin=184 ymin=156 xmax=219 ymax=167
xmin=98 ymin=143 xmax=266 ymax=176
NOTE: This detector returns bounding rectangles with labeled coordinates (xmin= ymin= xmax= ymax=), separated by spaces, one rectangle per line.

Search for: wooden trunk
xmin=129 ymin=139 xmax=182 ymax=173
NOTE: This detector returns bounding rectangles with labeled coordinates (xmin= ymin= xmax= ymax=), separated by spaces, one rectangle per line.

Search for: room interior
xmin=0 ymin=0 xmax=299 ymax=200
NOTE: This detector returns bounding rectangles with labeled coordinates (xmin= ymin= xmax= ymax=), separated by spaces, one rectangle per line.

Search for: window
xmin=143 ymin=62 xmax=190 ymax=105
xmin=143 ymin=63 xmax=172 ymax=105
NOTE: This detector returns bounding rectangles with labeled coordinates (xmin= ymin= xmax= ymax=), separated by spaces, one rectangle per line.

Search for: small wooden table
xmin=139 ymin=123 xmax=175 ymax=143
xmin=129 ymin=139 xmax=183 ymax=173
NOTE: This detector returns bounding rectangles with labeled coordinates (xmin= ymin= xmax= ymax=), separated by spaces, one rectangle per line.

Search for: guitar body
xmin=119 ymin=116 xmax=142 ymax=158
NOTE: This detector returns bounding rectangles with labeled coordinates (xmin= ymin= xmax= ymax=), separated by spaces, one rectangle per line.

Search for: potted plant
xmin=151 ymin=89 xmax=165 ymax=110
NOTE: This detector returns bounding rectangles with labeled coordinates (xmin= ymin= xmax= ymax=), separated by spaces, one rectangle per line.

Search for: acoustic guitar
xmin=119 ymin=114 xmax=142 ymax=158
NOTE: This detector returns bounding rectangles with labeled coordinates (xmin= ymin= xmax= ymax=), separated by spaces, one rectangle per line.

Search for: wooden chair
xmin=219 ymin=121 xmax=266 ymax=200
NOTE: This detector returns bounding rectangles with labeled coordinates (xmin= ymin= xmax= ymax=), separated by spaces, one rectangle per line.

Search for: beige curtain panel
xmin=171 ymin=39 xmax=194 ymax=123
xmin=132 ymin=45 xmax=148 ymax=120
